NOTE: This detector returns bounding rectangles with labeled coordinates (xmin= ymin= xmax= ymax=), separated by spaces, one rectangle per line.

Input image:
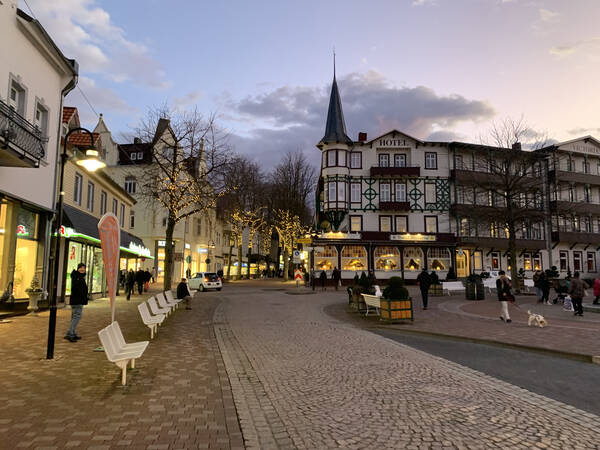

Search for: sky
xmin=21 ymin=0 xmax=600 ymax=167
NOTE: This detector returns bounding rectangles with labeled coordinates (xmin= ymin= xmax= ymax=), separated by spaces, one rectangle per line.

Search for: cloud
xmin=25 ymin=0 xmax=168 ymax=89
xmin=567 ymin=127 xmax=600 ymax=136
xmin=226 ymin=71 xmax=495 ymax=168
xmin=412 ymin=0 xmax=436 ymax=5
xmin=532 ymin=8 xmax=559 ymax=33
xmin=173 ymin=90 xmax=204 ymax=109
xmin=550 ymin=37 xmax=600 ymax=57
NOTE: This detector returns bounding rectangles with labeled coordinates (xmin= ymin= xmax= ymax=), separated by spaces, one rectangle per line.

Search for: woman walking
xmin=496 ymin=270 xmax=513 ymax=323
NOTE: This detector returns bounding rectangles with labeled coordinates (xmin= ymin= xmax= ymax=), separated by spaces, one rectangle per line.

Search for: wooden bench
xmin=137 ymin=301 xmax=165 ymax=339
xmin=442 ymin=281 xmax=465 ymax=295
xmin=361 ymin=294 xmax=381 ymax=316
xmin=98 ymin=322 xmax=148 ymax=385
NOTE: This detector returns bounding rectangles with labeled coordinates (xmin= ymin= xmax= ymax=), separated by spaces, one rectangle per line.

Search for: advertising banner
xmin=98 ymin=213 xmax=120 ymax=322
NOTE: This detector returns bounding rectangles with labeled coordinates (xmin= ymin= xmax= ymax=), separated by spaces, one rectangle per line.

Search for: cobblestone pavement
xmin=216 ymin=284 xmax=600 ymax=449
xmin=0 ymin=288 xmax=243 ymax=450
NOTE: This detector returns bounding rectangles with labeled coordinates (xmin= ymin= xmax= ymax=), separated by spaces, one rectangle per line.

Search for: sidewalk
xmin=328 ymin=286 xmax=600 ymax=361
xmin=0 ymin=289 xmax=243 ymax=449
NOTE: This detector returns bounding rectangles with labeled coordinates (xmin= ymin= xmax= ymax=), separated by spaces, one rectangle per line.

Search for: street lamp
xmin=46 ymin=127 xmax=105 ymax=359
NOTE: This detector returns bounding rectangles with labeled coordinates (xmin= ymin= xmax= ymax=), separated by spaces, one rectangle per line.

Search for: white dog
xmin=527 ymin=310 xmax=548 ymax=328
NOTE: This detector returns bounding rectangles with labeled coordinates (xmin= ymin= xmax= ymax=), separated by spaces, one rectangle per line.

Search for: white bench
xmin=362 ymin=285 xmax=383 ymax=316
xmin=442 ymin=281 xmax=466 ymax=295
xmin=137 ymin=301 xmax=165 ymax=339
xmin=148 ymin=296 xmax=171 ymax=316
xmin=98 ymin=322 xmax=148 ymax=385
xmin=165 ymin=290 xmax=185 ymax=307
xmin=155 ymin=293 xmax=176 ymax=315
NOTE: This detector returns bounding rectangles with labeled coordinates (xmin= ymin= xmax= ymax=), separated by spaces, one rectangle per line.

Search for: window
xmin=196 ymin=218 xmax=202 ymax=235
xmin=137 ymin=152 xmax=143 ymax=160
xmin=394 ymin=182 xmax=406 ymax=202
xmin=573 ymin=251 xmax=582 ymax=272
xmin=559 ymin=251 xmax=568 ymax=271
xmin=9 ymin=79 xmax=25 ymax=115
xmin=73 ymin=173 xmax=83 ymax=205
xmin=379 ymin=216 xmax=392 ymax=232
xmin=583 ymin=159 xmax=590 ymax=174
xmin=491 ymin=252 xmax=500 ymax=270
xmin=425 ymin=152 xmax=437 ymax=169
xmin=315 ymin=245 xmax=338 ymax=271
xmin=124 ymin=177 xmax=136 ymax=194
xmin=404 ymin=247 xmax=423 ymax=271
xmin=350 ymin=183 xmax=361 ymax=203
xmin=587 ymin=252 xmax=596 ymax=272
xmin=337 ymin=182 xmax=346 ymax=202
xmin=131 ymin=153 xmax=137 ymax=161
xmin=112 ymin=199 xmax=118 ymax=215
xmin=327 ymin=150 xmax=336 ymax=167
xmin=162 ymin=217 xmax=167 ymax=227
xmin=341 ymin=245 xmax=367 ymax=271
xmin=350 ymin=152 xmax=362 ymax=169
xmin=130 ymin=211 xmax=135 ymax=229
xmin=583 ymin=216 xmax=592 ymax=233
xmin=425 ymin=216 xmax=438 ymax=233
xmin=338 ymin=150 xmax=346 ymax=167
xmin=585 ymin=185 xmax=591 ymax=203
xmin=533 ymin=254 xmax=542 ymax=271
xmin=100 ymin=191 xmax=107 ymax=215
xmin=86 ymin=182 xmax=95 ymax=212
xmin=425 ymin=183 xmax=436 ymax=204
xmin=380 ymin=183 xmax=391 ymax=202
xmin=459 ymin=218 xmax=471 ymax=236
xmin=523 ymin=253 xmax=532 ymax=271
xmin=428 ymin=247 xmax=450 ymax=271
xmin=395 ymin=216 xmax=408 ymax=233
xmin=378 ymin=154 xmax=389 ymax=167
xmin=34 ymin=102 xmax=48 ymax=140
xmin=349 ymin=216 xmax=362 ymax=232
xmin=473 ymin=250 xmax=483 ymax=271
xmin=328 ymin=183 xmax=336 ymax=202
xmin=394 ymin=154 xmax=406 ymax=167
xmin=569 ymin=185 xmax=575 ymax=202
xmin=119 ymin=204 xmax=125 ymax=227
xmin=455 ymin=155 xmax=464 ymax=170
xmin=375 ymin=246 xmax=400 ymax=271
xmin=566 ymin=155 xmax=573 ymax=172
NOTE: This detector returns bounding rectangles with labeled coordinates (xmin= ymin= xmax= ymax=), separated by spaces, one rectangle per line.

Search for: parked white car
xmin=188 ymin=272 xmax=222 ymax=292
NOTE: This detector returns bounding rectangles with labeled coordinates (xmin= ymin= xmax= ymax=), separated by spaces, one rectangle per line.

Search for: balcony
xmin=551 ymin=231 xmax=600 ymax=244
xmin=370 ymin=166 xmax=420 ymax=177
xmin=549 ymin=169 xmax=600 ymax=186
xmin=550 ymin=200 xmax=600 ymax=215
xmin=0 ymin=99 xmax=46 ymax=167
xmin=451 ymin=169 xmax=498 ymax=185
xmin=379 ymin=201 xmax=410 ymax=211
xmin=456 ymin=236 xmax=546 ymax=249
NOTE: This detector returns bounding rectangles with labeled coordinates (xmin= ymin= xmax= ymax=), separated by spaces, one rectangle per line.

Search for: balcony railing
xmin=549 ymin=169 xmax=600 ymax=186
xmin=370 ymin=166 xmax=420 ymax=177
xmin=0 ymin=99 xmax=46 ymax=166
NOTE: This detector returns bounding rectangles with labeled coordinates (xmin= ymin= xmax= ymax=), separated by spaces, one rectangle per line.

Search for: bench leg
xmin=131 ymin=359 xmax=135 ymax=369
xmin=122 ymin=366 xmax=127 ymax=385
xmin=150 ymin=326 xmax=154 ymax=339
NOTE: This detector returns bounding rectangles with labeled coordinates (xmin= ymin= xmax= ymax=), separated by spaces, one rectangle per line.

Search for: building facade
xmin=0 ymin=3 xmax=77 ymax=307
xmin=312 ymin=74 xmax=600 ymax=281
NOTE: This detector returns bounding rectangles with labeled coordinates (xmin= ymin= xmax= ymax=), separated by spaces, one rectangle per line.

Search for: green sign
xmin=186 ymin=255 xmax=192 ymax=264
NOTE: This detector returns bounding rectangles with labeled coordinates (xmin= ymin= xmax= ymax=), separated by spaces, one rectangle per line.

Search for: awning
xmin=61 ymin=205 xmax=153 ymax=259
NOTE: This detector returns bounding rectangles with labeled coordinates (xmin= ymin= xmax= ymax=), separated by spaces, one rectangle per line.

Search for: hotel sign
xmin=391 ymin=233 xmax=436 ymax=242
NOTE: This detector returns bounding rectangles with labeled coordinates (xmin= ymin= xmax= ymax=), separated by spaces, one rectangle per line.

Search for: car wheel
xmin=217 ymin=288 xmax=222 ymax=291
xmin=199 ymin=285 xmax=205 ymax=292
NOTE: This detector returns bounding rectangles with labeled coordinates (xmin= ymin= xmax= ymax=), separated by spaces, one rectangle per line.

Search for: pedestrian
xmin=568 ymin=271 xmax=589 ymax=317
xmin=185 ymin=267 xmax=191 ymax=279
xmin=533 ymin=269 xmax=542 ymax=303
xmin=177 ymin=277 xmax=193 ymax=310
xmin=126 ymin=269 xmax=135 ymax=300
xmin=496 ymin=270 xmax=513 ymax=323
xmin=319 ymin=270 xmax=327 ymax=291
xmin=64 ymin=263 xmax=88 ymax=342
xmin=539 ymin=272 xmax=551 ymax=305
xmin=416 ymin=268 xmax=431 ymax=310
xmin=332 ymin=267 xmax=341 ymax=291
xmin=151 ymin=267 xmax=156 ymax=283
xmin=136 ymin=268 xmax=144 ymax=295
xmin=593 ymin=277 xmax=600 ymax=305
xmin=144 ymin=269 xmax=152 ymax=291
xmin=310 ymin=269 xmax=315 ymax=291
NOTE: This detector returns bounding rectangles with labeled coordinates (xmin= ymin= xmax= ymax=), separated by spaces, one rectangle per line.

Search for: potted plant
xmin=26 ymin=276 xmax=43 ymax=312
xmin=465 ymin=273 xmax=485 ymax=300
xmin=428 ymin=271 xmax=443 ymax=296
xmin=380 ymin=277 xmax=413 ymax=322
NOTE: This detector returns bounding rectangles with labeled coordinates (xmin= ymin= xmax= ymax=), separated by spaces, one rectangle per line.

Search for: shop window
xmin=573 ymin=251 xmax=582 ymax=272
xmin=395 ymin=216 xmax=408 ymax=233
xmin=425 ymin=216 xmax=438 ymax=233
xmin=559 ymin=251 xmax=568 ymax=271
xmin=587 ymin=252 xmax=596 ymax=272
xmin=349 ymin=216 xmax=362 ymax=232
xmin=473 ymin=250 xmax=483 ymax=271
xmin=425 ymin=152 xmax=437 ymax=169
xmin=404 ymin=247 xmax=423 ymax=271
xmin=379 ymin=154 xmax=389 ymax=167
xmin=380 ymin=183 xmax=390 ymax=202
xmin=350 ymin=152 xmax=362 ymax=169
xmin=13 ymin=208 xmax=40 ymax=299
xmin=100 ymin=191 xmax=107 ymax=215
xmin=491 ymin=252 xmax=500 ymax=270
xmin=394 ymin=182 xmax=406 ymax=202
xmin=379 ymin=216 xmax=392 ymax=232
xmin=428 ymin=247 xmax=450 ymax=271
xmin=315 ymin=245 xmax=338 ymax=271
xmin=351 ymin=183 xmax=361 ymax=203
xmin=74 ymin=173 xmax=83 ymax=205
xmin=394 ymin=154 xmax=406 ymax=167
xmin=523 ymin=253 xmax=532 ymax=271
xmin=341 ymin=245 xmax=367 ymax=271
xmin=375 ymin=246 xmax=400 ymax=271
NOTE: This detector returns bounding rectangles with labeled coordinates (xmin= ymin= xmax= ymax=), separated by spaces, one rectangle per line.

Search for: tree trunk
xmin=237 ymin=244 xmax=243 ymax=278
xmin=164 ymin=217 xmax=176 ymax=291
xmin=283 ymin=249 xmax=289 ymax=281
xmin=508 ymin=222 xmax=519 ymax=292
xmin=226 ymin=245 xmax=233 ymax=279
xmin=246 ymin=246 xmax=252 ymax=279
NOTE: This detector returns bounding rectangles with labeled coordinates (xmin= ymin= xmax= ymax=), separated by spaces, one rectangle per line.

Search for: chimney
xmin=512 ymin=142 xmax=522 ymax=151
xmin=358 ymin=132 xmax=367 ymax=142
xmin=133 ymin=137 xmax=141 ymax=144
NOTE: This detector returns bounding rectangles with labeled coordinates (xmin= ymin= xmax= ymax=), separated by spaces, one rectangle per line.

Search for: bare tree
xmin=134 ymin=105 xmax=231 ymax=289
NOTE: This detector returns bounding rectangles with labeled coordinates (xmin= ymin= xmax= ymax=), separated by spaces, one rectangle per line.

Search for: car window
xmin=193 ymin=273 xmax=202 ymax=278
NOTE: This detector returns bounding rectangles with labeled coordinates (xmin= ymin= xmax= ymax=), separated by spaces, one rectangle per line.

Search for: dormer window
xmin=130 ymin=153 xmax=137 ymax=161
xmin=137 ymin=152 xmax=143 ymax=160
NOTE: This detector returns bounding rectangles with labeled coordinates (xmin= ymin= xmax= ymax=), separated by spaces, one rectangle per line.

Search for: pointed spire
xmin=321 ymin=54 xmax=352 ymax=146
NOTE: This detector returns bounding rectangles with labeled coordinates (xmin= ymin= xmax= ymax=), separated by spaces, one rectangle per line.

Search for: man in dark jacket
xmin=416 ymin=269 xmax=431 ymax=310
xmin=126 ymin=269 xmax=135 ymax=300
xmin=569 ymin=271 xmax=589 ymax=317
xmin=332 ymin=267 xmax=341 ymax=290
xmin=64 ymin=263 xmax=88 ymax=342
xmin=177 ymin=278 xmax=193 ymax=310
xmin=136 ymin=269 xmax=145 ymax=295
xmin=496 ymin=270 xmax=513 ymax=323
xmin=319 ymin=270 xmax=327 ymax=291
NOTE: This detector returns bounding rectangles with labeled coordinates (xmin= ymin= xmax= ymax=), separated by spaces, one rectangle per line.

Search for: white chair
xmin=160 ymin=291 xmax=181 ymax=309
xmin=148 ymin=296 xmax=171 ymax=316
xmin=137 ymin=302 xmax=164 ymax=339
xmin=165 ymin=290 xmax=183 ymax=306
xmin=107 ymin=321 xmax=149 ymax=354
xmin=98 ymin=325 xmax=147 ymax=385
xmin=155 ymin=293 xmax=175 ymax=315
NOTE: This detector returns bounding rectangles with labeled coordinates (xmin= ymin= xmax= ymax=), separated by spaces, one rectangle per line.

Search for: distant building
xmin=0 ymin=2 xmax=77 ymax=306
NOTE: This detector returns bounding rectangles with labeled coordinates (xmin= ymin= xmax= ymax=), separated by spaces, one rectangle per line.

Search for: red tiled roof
xmin=67 ymin=132 xmax=101 ymax=148
xmin=62 ymin=106 xmax=77 ymax=124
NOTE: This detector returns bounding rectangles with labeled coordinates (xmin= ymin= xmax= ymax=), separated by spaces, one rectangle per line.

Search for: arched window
xmin=314 ymin=245 xmax=337 ymax=271
xmin=427 ymin=247 xmax=451 ymax=271
xmin=374 ymin=246 xmax=400 ymax=271
xmin=403 ymin=247 xmax=423 ymax=271
xmin=341 ymin=245 xmax=367 ymax=271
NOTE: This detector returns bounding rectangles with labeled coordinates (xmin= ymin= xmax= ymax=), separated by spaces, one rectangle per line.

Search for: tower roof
xmin=320 ymin=76 xmax=352 ymax=146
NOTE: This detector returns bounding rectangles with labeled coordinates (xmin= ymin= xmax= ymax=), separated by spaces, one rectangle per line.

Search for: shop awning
xmin=61 ymin=205 xmax=153 ymax=259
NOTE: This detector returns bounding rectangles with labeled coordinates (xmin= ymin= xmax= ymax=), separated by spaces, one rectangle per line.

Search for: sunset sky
xmin=23 ymin=0 xmax=600 ymax=165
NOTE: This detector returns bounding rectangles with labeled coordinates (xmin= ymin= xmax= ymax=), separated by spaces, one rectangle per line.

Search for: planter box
xmin=380 ymin=297 xmax=413 ymax=322
xmin=466 ymin=281 xmax=485 ymax=300
xmin=428 ymin=284 xmax=443 ymax=297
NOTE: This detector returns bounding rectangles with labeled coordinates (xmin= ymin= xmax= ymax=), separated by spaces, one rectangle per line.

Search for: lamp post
xmin=46 ymin=127 xmax=105 ymax=359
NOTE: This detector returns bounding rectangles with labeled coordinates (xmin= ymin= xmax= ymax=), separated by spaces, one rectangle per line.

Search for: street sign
xmin=293 ymin=250 xmax=301 ymax=264
xmin=294 ymin=269 xmax=303 ymax=281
